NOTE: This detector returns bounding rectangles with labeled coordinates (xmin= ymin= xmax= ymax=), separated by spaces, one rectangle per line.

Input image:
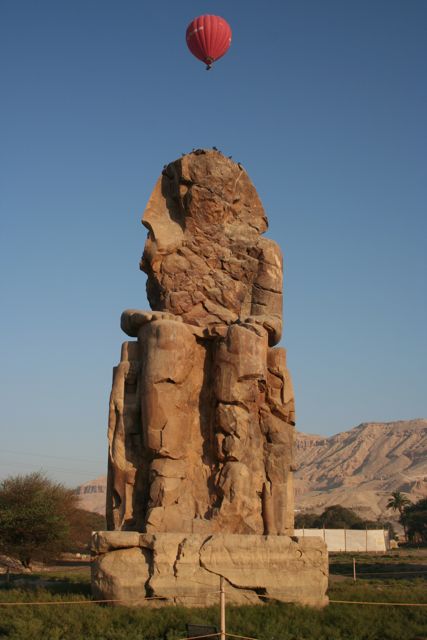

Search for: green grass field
xmin=0 ymin=556 xmax=426 ymax=640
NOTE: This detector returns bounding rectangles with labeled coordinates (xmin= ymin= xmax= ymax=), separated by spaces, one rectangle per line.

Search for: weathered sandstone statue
xmin=92 ymin=150 xmax=328 ymax=607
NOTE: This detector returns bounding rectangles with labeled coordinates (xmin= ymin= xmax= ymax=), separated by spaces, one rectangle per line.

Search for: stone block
xmin=91 ymin=533 xmax=328 ymax=608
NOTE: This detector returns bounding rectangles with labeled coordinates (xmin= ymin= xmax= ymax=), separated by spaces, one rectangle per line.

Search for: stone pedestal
xmin=91 ymin=531 xmax=328 ymax=607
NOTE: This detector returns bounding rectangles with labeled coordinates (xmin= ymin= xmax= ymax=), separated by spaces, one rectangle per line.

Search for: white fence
xmin=294 ymin=528 xmax=390 ymax=552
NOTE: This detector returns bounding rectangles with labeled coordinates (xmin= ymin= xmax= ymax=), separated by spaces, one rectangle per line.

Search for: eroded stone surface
xmin=200 ymin=534 xmax=328 ymax=605
xmin=92 ymin=546 xmax=151 ymax=606
xmin=106 ymin=150 xmax=295 ymax=536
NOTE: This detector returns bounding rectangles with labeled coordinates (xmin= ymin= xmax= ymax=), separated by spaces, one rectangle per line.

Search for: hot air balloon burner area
xmin=91 ymin=150 xmax=329 ymax=608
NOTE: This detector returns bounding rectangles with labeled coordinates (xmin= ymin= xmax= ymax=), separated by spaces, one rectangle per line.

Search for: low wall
xmin=294 ymin=528 xmax=389 ymax=552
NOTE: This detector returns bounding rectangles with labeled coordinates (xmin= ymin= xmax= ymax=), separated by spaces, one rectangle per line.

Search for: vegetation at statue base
xmin=0 ymin=472 xmax=105 ymax=568
xmin=0 ymin=576 xmax=426 ymax=640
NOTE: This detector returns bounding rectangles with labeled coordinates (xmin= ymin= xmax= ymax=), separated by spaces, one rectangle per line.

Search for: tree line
xmin=295 ymin=504 xmax=396 ymax=536
xmin=294 ymin=492 xmax=426 ymax=543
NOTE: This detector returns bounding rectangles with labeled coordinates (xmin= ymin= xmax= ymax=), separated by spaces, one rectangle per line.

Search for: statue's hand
xmin=121 ymin=309 xmax=182 ymax=336
xmin=242 ymin=314 xmax=282 ymax=345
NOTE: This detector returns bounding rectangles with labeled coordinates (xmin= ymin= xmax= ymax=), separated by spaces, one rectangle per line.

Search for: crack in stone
xmin=173 ymin=537 xmax=188 ymax=578
xmin=252 ymin=282 xmax=282 ymax=295
xmin=197 ymin=538 xmax=270 ymax=602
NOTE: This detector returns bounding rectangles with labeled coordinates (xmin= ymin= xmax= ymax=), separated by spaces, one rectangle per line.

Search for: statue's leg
xmin=138 ymin=319 xmax=208 ymax=533
xmin=212 ymin=322 xmax=268 ymax=533
xmin=261 ymin=347 xmax=296 ymax=534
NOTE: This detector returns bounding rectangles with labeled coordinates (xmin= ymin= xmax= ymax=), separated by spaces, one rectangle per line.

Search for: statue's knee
xmin=140 ymin=319 xmax=196 ymax=384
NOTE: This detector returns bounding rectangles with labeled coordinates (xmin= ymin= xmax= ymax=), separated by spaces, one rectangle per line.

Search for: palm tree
xmin=387 ymin=491 xmax=411 ymax=541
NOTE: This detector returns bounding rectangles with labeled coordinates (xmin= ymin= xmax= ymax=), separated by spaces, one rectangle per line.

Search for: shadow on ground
xmin=0 ymin=574 xmax=92 ymax=595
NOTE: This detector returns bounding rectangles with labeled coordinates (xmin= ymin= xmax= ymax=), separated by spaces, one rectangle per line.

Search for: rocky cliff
xmin=295 ymin=419 xmax=427 ymax=519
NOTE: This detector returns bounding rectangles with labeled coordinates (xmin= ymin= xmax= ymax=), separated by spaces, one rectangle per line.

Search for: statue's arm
xmin=246 ymin=238 xmax=283 ymax=346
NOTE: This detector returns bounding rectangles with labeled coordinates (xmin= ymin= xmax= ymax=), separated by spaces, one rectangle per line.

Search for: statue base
xmin=91 ymin=532 xmax=328 ymax=608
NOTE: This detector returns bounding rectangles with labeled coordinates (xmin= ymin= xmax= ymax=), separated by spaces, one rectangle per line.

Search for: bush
xmin=68 ymin=509 xmax=106 ymax=553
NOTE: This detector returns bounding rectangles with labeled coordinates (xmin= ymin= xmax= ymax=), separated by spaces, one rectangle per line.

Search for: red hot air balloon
xmin=186 ymin=15 xmax=232 ymax=70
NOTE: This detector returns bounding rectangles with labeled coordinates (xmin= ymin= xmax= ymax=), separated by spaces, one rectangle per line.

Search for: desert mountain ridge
xmin=295 ymin=418 xmax=427 ymax=519
xmin=76 ymin=418 xmax=427 ymax=520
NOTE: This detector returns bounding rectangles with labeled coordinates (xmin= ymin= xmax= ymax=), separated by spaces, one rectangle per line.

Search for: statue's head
xmin=140 ymin=150 xmax=269 ymax=328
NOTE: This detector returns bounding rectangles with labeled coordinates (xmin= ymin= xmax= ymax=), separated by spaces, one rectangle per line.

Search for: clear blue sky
xmin=1 ymin=1 xmax=426 ymax=487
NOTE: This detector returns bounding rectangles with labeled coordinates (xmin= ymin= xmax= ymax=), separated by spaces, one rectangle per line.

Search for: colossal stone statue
xmin=106 ymin=149 xmax=295 ymax=536
xmin=92 ymin=150 xmax=328 ymax=607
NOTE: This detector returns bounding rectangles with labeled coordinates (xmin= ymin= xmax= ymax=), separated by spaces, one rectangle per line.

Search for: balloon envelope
xmin=186 ymin=15 xmax=232 ymax=67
